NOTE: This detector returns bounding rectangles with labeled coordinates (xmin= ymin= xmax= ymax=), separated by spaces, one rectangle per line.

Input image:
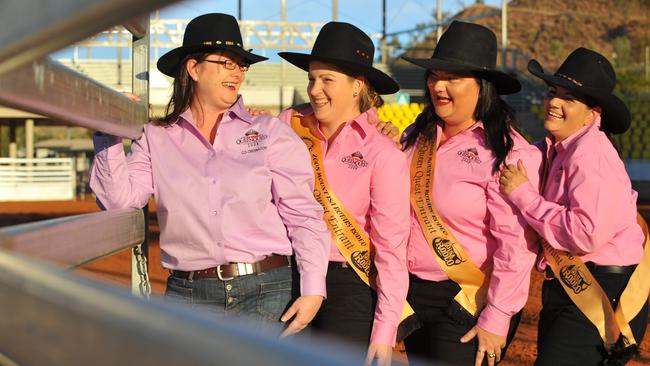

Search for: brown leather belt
xmin=172 ymin=255 xmax=290 ymax=281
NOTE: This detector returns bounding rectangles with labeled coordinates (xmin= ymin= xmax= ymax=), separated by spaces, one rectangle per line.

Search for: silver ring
xmin=488 ymin=353 xmax=496 ymax=358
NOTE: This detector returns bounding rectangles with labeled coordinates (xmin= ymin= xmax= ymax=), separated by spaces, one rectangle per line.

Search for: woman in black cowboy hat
xmin=499 ymin=47 xmax=649 ymax=365
xmin=90 ymin=13 xmax=331 ymax=336
xmin=400 ymin=21 xmax=542 ymax=366
xmin=277 ymin=21 xmax=410 ymax=366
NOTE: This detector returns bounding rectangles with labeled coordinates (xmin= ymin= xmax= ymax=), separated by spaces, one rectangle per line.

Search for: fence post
xmin=130 ymin=16 xmax=151 ymax=298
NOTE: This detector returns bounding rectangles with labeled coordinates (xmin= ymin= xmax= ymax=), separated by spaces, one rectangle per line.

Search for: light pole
xmin=501 ymin=0 xmax=508 ymax=69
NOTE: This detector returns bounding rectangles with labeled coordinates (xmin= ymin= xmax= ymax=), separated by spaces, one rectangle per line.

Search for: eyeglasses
xmin=203 ymin=59 xmax=250 ymax=72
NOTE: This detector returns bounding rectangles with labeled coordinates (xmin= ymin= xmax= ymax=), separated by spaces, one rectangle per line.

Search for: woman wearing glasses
xmin=89 ymin=13 xmax=331 ymax=336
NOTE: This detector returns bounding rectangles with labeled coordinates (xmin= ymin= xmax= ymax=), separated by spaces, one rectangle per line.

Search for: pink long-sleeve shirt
xmin=405 ymin=121 xmax=542 ymax=336
xmin=508 ymin=118 xmax=644 ymax=267
xmin=278 ymin=107 xmax=410 ymax=346
xmin=90 ymin=97 xmax=331 ymax=297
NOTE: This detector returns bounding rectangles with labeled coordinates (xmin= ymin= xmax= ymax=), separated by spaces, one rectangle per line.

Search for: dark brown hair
xmin=155 ymin=52 xmax=210 ymax=126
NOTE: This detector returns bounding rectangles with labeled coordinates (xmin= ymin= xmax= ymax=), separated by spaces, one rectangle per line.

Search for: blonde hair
xmin=357 ymin=81 xmax=383 ymax=112
xmin=346 ymin=74 xmax=383 ymax=112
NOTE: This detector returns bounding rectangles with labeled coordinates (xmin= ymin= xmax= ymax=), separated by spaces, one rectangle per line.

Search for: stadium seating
xmin=377 ymin=102 xmax=424 ymax=132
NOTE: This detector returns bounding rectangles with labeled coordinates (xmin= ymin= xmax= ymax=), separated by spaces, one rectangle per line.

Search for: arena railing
xmin=0 ymin=1 xmax=364 ymax=365
xmin=0 ymin=248 xmax=362 ymax=366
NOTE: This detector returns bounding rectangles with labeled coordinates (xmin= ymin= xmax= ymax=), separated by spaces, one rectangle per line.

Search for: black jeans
xmin=535 ymin=270 xmax=649 ymax=366
xmin=404 ymin=275 xmax=521 ymax=366
xmin=311 ymin=264 xmax=377 ymax=345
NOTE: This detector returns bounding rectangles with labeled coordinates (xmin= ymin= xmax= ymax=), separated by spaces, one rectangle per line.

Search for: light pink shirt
xmin=90 ymin=97 xmax=331 ymax=297
xmin=278 ymin=107 xmax=410 ymax=346
xmin=509 ymin=118 xmax=644 ymax=267
xmin=405 ymin=121 xmax=542 ymax=336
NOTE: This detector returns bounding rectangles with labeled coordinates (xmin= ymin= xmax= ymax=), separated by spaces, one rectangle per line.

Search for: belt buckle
xmin=217 ymin=265 xmax=234 ymax=281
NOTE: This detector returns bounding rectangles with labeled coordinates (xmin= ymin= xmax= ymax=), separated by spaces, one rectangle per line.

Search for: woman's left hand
xmin=460 ymin=325 xmax=506 ymax=366
xmin=365 ymin=343 xmax=393 ymax=366
xmin=499 ymin=159 xmax=529 ymax=196
xmin=366 ymin=115 xmax=401 ymax=146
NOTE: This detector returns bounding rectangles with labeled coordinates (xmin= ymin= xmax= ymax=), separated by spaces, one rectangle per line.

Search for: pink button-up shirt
xmin=279 ymin=107 xmax=410 ymax=346
xmin=509 ymin=118 xmax=644 ymax=267
xmin=405 ymin=122 xmax=542 ymax=336
xmin=90 ymin=97 xmax=331 ymax=297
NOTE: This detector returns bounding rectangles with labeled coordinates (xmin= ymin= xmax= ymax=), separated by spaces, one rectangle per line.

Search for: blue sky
xmin=158 ymin=0 xmax=504 ymax=61
xmin=159 ymin=0 xmax=503 ymax=35
xmin=53 ymin=0 xmax=504 ymax=62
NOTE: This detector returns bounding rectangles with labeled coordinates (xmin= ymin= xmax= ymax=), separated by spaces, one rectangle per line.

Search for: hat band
xmin=555 ymin=72 xmax=583 ymax=87
xmin=202 ymin=40 xmax=243 ymax=48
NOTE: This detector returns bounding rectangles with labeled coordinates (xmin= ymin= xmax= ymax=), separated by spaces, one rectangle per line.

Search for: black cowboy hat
xmin=278 ymin=22 xmax=399 ymax=94
xmin=157 ymin=13 xmax=267 ymax=77
xmin=528 ymin=47 xmax=630 ymax=134
xmin=402 ymin=21 xmax=521 ymax=95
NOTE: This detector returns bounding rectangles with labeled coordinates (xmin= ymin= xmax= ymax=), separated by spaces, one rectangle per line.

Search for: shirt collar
xmin=434 ymin=120 xmax=485 ymax=144
xmin=300 ymin=106 xmax=376 ymax=141
xmin=550 ymin=116 xmax=602 ymax=153
xmin=178 ymin=95 xmax=254 ymax=126
xmin=347 ymin=108 xmax=378 ymax=140
xmin=225 ymin=96 xmax=254 ymax=124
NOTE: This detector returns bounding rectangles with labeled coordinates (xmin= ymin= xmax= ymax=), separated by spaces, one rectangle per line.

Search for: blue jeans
xmin=164 ymin=265 xmax=293 ymax=331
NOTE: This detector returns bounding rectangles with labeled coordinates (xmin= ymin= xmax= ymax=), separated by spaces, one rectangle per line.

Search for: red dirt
xmin=1 ymin=198 xmax=649 ymax=365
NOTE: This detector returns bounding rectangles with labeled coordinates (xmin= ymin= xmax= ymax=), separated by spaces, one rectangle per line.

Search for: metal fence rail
xmin=0 ymin=0 xmax=176 ymax=75
xmin=0 ymin=208 xmax=144 ymax=267
xmin=0 ymin=57 xmax=146 ymax=139
xmin=0 ymin=251 xmax=361 ymax=366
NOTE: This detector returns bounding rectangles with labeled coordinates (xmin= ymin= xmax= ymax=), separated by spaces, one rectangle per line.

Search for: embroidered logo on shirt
xmin=457 ymin=147 xmax=482 ymax=164
xmin=236 ymin=129 xmax=268 ymax=146
xmin=236 ymin=129 xmax=269 ymax=154
xmin=341 ymin=151 xmax=369 ymax=170
xmin=559 ymin=265 xmax=591 ymax=294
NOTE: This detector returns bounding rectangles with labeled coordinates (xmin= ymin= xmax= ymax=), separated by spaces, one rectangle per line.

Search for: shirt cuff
xmin=299 ymin=272 xmax=327 ymax=298
xmin=93 ymin=132 xmax=122 ymax=153
xmin=507 ymin=181 xmax=539 ymax=211
xmin=477 ymin=303 xmax=512 ymax=337
xmin=370 ymin=320 xmax=398 ymax=346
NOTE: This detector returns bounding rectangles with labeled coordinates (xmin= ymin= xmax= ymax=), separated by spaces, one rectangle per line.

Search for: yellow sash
xmin=410 ymin=139 xmax=489 ymax=316
xmin=542 ymin=214 xmax=650 ymax=350
xmin=290 ymin=111 xmax=414 ymax=322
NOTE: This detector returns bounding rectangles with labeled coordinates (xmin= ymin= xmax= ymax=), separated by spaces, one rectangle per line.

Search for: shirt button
xmin=217 ymin=242 xmax=223 ymax=247
xmin=208 ymin=151 xmax=215 ymax=158
xmin=212 ymin=210 xmax=217 ymax=215
xmin=226 ymin=284 xmax=232 ymax=291
xmin=211 ymin=179 xmax=216 ymax=184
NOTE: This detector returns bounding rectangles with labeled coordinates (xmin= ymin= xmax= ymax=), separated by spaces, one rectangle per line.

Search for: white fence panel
xmin=0 ymin=158 xmax=75 ymax=201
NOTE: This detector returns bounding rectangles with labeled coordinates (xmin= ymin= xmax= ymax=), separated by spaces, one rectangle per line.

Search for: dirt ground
xmin=1 ymin=197 xmax=649 ymax=365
